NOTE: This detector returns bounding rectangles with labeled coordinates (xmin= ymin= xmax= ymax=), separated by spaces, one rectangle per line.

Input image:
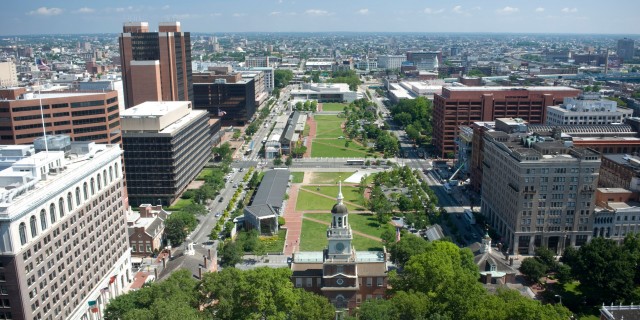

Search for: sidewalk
xmin=283 ymin=184 xmax=302 ymax=255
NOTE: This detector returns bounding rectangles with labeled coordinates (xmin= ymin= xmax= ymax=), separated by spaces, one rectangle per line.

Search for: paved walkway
xmin=317 ymin=103 xmax=323 ymax=112
xmin=298 ymin=187 xmax=366 ymax=210
xmin=303 ymin=116 xmax=317 ymax=158
xmin=304 ymin=216 xmax=382 ymax=241
xmin=283 ymin=184 xmax=302 ymax=255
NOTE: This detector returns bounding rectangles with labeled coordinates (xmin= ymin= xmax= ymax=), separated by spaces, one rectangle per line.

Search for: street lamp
xmin=554 ymin=294 xmax=563 ymax=305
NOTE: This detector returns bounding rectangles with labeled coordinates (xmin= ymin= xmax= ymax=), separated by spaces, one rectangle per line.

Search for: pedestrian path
xmin=283 ymin=184 xmax=302 ymax=255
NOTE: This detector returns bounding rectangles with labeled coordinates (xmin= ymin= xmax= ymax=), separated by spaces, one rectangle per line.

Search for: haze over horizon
xmin=2 ymin=0 xmax=640 ymax=36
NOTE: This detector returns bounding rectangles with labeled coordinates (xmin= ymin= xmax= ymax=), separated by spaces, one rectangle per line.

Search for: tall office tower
xmin=192 ymin=72 xmax=257 ymax=126
xmin=432 ymin=86 xmax=580 ymax=158
xmin=0 ymin=61 xmax=18 ymax=87
xmin=481 ymin=125 xmax=600 ymax=256
xmin=120 ymin=101 xmax=212 ymax=207
xmin=0 ymin=88 xmax=122 ymax=145
xmin=119 ymin=21 xmax=193 ymax=108
xmin=0 ymin=139 xmax=131 ymax=320
xmin=617 ymin=38 xmax=635 ymax=61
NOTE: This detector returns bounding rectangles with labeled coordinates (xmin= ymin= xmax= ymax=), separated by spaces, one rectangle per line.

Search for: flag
xmin=395 ymin=227 xmax=401 ymax=243
xmin=217 ymin=109 xmax=227 ymax=117
xmin=109 ymin=275 xmax=116 ymax=284
xmin=36 ymin=58 xmax=50 ymax=71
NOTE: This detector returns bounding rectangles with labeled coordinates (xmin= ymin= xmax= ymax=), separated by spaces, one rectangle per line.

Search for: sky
xmin=2 ymin=0 xmax=640 ymax=35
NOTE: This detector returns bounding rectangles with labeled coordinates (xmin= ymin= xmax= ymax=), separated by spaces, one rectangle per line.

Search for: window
xmin=40 ymin=210 xmax=47 ymax=231
xmin=377 ymin=277 xmax=383 ymax=287
xmin=366 ymin=277 xmax=372 ymax=287
xmin=306 ymin=278 xmax=312 ymax=287
xmin=109 ymin=167 xmax=113 ymax=182
xmin=75 ymin=187 xmax=81 ymax=206
xmin=295 ymin=278 xmax=302 ymax=287
xmin=103 ymin=170 xmax=107 ymax=186
xmin=83 ymin=183 xmax=88 ymax=200
xmin=90 ymin=178 xmax=95 ymax=196
xmin=19 ymin=223 xmax=27 ymax=245
xmin=58 ymin=198 xmax=64 ymax=218
xmin=67 ymin=193 xmax=73 ymax=212
xmin=30 ymin=216 xmax=38 ymax=238
xmin=97 ymin=174 xmax=102 ymax=191
xmin=49 ymin=204 xmax=56 ymax=224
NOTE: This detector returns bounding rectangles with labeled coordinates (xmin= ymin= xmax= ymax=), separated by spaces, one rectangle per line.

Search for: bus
xmin=464 ymin=209 xmax=476 ymax=225
xmin=346 ymin=159 xmax=365 ymax=166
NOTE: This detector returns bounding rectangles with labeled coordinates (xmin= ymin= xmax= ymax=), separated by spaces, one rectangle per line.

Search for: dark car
xmin=218 ymin=197 xmax=224 ymax=202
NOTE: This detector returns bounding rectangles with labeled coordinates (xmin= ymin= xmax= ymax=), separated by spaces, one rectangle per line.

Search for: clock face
xmin=335 ymin=242 xmax=345 ymax=253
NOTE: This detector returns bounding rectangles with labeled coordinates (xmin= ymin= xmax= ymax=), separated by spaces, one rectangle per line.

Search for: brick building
xmin=127 ymin=204 xmax=171 ymax=256
xmin=0 ymin=87 xmax=121 ymax=145
xmin=290 ymin=184 xmax=387 ymax=316
xmin=433 ymin=86 xmax=580 ymax=158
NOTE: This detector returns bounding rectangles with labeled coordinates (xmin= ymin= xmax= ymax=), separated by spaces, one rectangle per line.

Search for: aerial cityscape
xmin=1 ymin=1 xmax=640 ymax=319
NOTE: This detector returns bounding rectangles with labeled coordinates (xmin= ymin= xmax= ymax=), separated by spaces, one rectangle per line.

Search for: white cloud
xmin=561 ymin=7 xmax=578 ymax=13
xmin=452 ymin=5 xmax=463 ymax=14
xmin=28 ymin=7 xmax=63 ymax=16
xmin=356 ymin=8 xmax=369 ymax=15
xmin=162 ymin=5 xmax=171 ymax=10
xmin=74 ymin=7 xmax=95 ymax=14
xmin=232 ymin=13 xmax=247 ymax=17
xmin=305 ymin=9 xmax=332 ymax=16
xmin=535 ymin=7 xmax=545 ymax=13
xmin=496 ymin=6 xmax=518 ymax=15
xmin=424 ymin=8 xmax=445 ymax=14
xmin=270 ymin=11 xmax=281 ymax=16
xmin=210 ymin=13 xmax=222 ymax=17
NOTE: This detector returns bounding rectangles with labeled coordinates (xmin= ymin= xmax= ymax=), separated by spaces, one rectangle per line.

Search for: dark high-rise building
xmin=617 ymin=38 xmax=635 ymax=61
xmin=192 ymin=72 xmax=257 ymax=126
xmin=433 ymin=86 xmax=580 ymax=158
xmin=121 ymin=101 xmax=211 ymax=207
xmin=119 ymin=22 xmax=193 ymax=108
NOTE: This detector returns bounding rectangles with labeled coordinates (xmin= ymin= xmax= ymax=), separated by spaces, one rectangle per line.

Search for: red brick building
xmin=0 ymin=87 xmax=121 ymax=145
xmin=290 ymin=184 xmax=387 ymax=315
xmin=433 ymin=86 xmax=580 ymax=158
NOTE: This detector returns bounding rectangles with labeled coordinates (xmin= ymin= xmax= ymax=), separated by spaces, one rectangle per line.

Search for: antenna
xmin=37 ymin=77 xmax=49 ymax=153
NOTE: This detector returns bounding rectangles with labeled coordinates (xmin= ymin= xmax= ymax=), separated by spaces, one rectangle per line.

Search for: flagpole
xmin=37 ymin=77 xmax=49 ymax=153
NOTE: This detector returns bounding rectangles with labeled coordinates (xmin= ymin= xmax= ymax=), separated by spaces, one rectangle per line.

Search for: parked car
xmin=218 ymin=197 xmax=224 ymax=203
xmin=215 ymin=212 xmax=222 ymax=218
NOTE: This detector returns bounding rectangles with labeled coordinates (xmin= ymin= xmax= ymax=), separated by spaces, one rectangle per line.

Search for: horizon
xmin=2 ymin=0 xmax=640 ymax=36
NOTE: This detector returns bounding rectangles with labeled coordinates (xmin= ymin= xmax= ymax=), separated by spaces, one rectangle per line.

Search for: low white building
xmin=593 ymin=188 xmax=640 ymax=243
xmin=377 ymin=55 xmax=406 ymax=70
xmin=546 ymin=93 xmax=633 ymax=125
xmin=290 ymin=83 xmax=361 ymax=103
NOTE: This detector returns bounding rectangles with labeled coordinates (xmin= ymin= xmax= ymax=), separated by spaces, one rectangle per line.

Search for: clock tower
xmin=327 ymin=181 xmax=353 ymax=260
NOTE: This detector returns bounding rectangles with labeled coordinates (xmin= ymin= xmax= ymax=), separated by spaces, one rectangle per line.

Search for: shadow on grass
xmin=543 ymin=280 xmax=600 ymax=319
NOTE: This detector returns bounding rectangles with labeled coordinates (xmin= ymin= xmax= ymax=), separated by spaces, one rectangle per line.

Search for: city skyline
xmin=2 ymin=0 xmax=640 ymax=36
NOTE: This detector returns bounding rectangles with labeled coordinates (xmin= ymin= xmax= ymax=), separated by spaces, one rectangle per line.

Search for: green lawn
xmin=322 ymin=103 xmax=348 ymax=112
xmin=290 ymin=172 xmax=305 ymax=183
xmin=197 ymin=168 xmax=216 ymax=180
xmin=308 ymin=172 xmax=351 ymax=184
xmin=296 ymin=189 xmax=360 ymax=212
xmin=311 ymin=140 xmax=372 ymax=158
xmin=304 ymin=213 xmax=390 ymax=239
xmin=301 ymin=186 xmax=363 ymax=207
xmin=300 ymin=219 xmax=382 ymax=251
xmin=168 ymin=198 xmax=193 ymax=211
xmin=260 ymin=229 xmax=286 ymax=253
xmin=314 ymin=115 xmax=344 ymax=139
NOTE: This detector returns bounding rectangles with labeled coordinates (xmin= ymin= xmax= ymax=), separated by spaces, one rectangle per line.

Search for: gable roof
xmin=252 ymin=169 xmax=289 ymax=208
xmin=244 ymin=203 xmax=277 ymax=218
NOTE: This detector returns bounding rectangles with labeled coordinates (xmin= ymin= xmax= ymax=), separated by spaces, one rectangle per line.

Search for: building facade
xmin=121 ymin=101 xmax=212 ymax=207
xmin=481 ymin=130 xmax=600 ymax=255
xmin=617 ymin=38 xmax=635 ymax=61
xmin=433 ymin=86 xmax=580 ymax=158
xmin=127 ymin=204 xmax=170 ymax=256
xmin=119 ymin=21 xmax=193 ymax=108
xmin=0 ymin=141 xmax=131 ymax=320
xmin=593 ymin=188 xmax=640 ymax=243
xmin=0 ymin=88 xmax=122 ymax=145
xmin=192 ymin=72 xmax=257 ymax=126
xmin=406 ymin=51 xmax=441 ymax=71
xmin=290 ymin=184 xmax=387 ymax=315
xmin=289 ymin=83 xmax=360 ymax=103
xmin=546 ymin=93 xmax=633 ymax=125
xmin=0 ymin=62 xmax=18 ymax=87
xmin=599 ymin=154 xmax=640 ymax=191
xmin=377 ymin=55 xmax=405 ymax=70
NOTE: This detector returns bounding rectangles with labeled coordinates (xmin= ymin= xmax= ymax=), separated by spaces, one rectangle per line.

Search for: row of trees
xmin=104 ymin=268 xmax=335 ymax=320
xmin=327 ymin=69 xmax=361 ymax=91
xmin=294 ymin=100 xmax=318 ymax=112
xmin=353 ymin=238 xmax=572 ymax=320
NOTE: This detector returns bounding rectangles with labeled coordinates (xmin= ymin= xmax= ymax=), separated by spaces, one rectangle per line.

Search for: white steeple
xmin=337 ymin=180 xmax=344 ymax=204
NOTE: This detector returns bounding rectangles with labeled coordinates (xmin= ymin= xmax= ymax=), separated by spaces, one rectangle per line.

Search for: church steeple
xmin=337 ymin=180 xmax=344 ymax=204
xmin=328 ymin=179 xmax=352 ymax=258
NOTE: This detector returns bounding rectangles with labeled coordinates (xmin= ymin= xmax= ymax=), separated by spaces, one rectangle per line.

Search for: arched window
xmin=75 ymin=187 xmax=81 ymax=206
xmin=29 ymin=216 xmax=37 ymax=238
xmin=103 ymin=170 xmax=107 ymax=186
xmin=67 ymin=192 xmax=73 ymax=212
xmin=97 ymin=174 xmax=102 ymax=191
xmin=109 ymin=167 xmax=113 ymax=182
xmin=49 ymin=203 xmax=56 ymax=224
xmin=83 ymin=182 xmax=88 ymax=200
xmin=58 ymin=198 xmax=65 ymax=218
xmin=19 ymin=222 xmax=27 ymax=245
xmin=90 ymin=178 xmax=95 ymax=195
xmin=114 ymin=165 xmax=119 ymax=178
xmin=40 ymin=209 xmax=47 ymax=230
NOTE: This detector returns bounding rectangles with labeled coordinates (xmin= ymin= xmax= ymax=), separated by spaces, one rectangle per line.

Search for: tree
xmin=519 ymin=257 xmax=547 ymax=284
xmin=285 ymin=156 xmax=293 ymax=166
xmin=182 ymin=202 xmax=207 ymax=215
xmin=534 ymin=246 xmax=558 ymax=272
xmin=389 ymin=235 xmax=432 ymax=267
xmin=274 ymin=69 xmax=293 ymax=88
xmin=248 ymin=172 xmax=261 ymax=189
xmin=356 ymin=299 xmax=399 ymax=320
xmin=218 ymin=241 xmax=243 ymax=267
xmin=164 ymin=212 xmax=197 ymax=246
